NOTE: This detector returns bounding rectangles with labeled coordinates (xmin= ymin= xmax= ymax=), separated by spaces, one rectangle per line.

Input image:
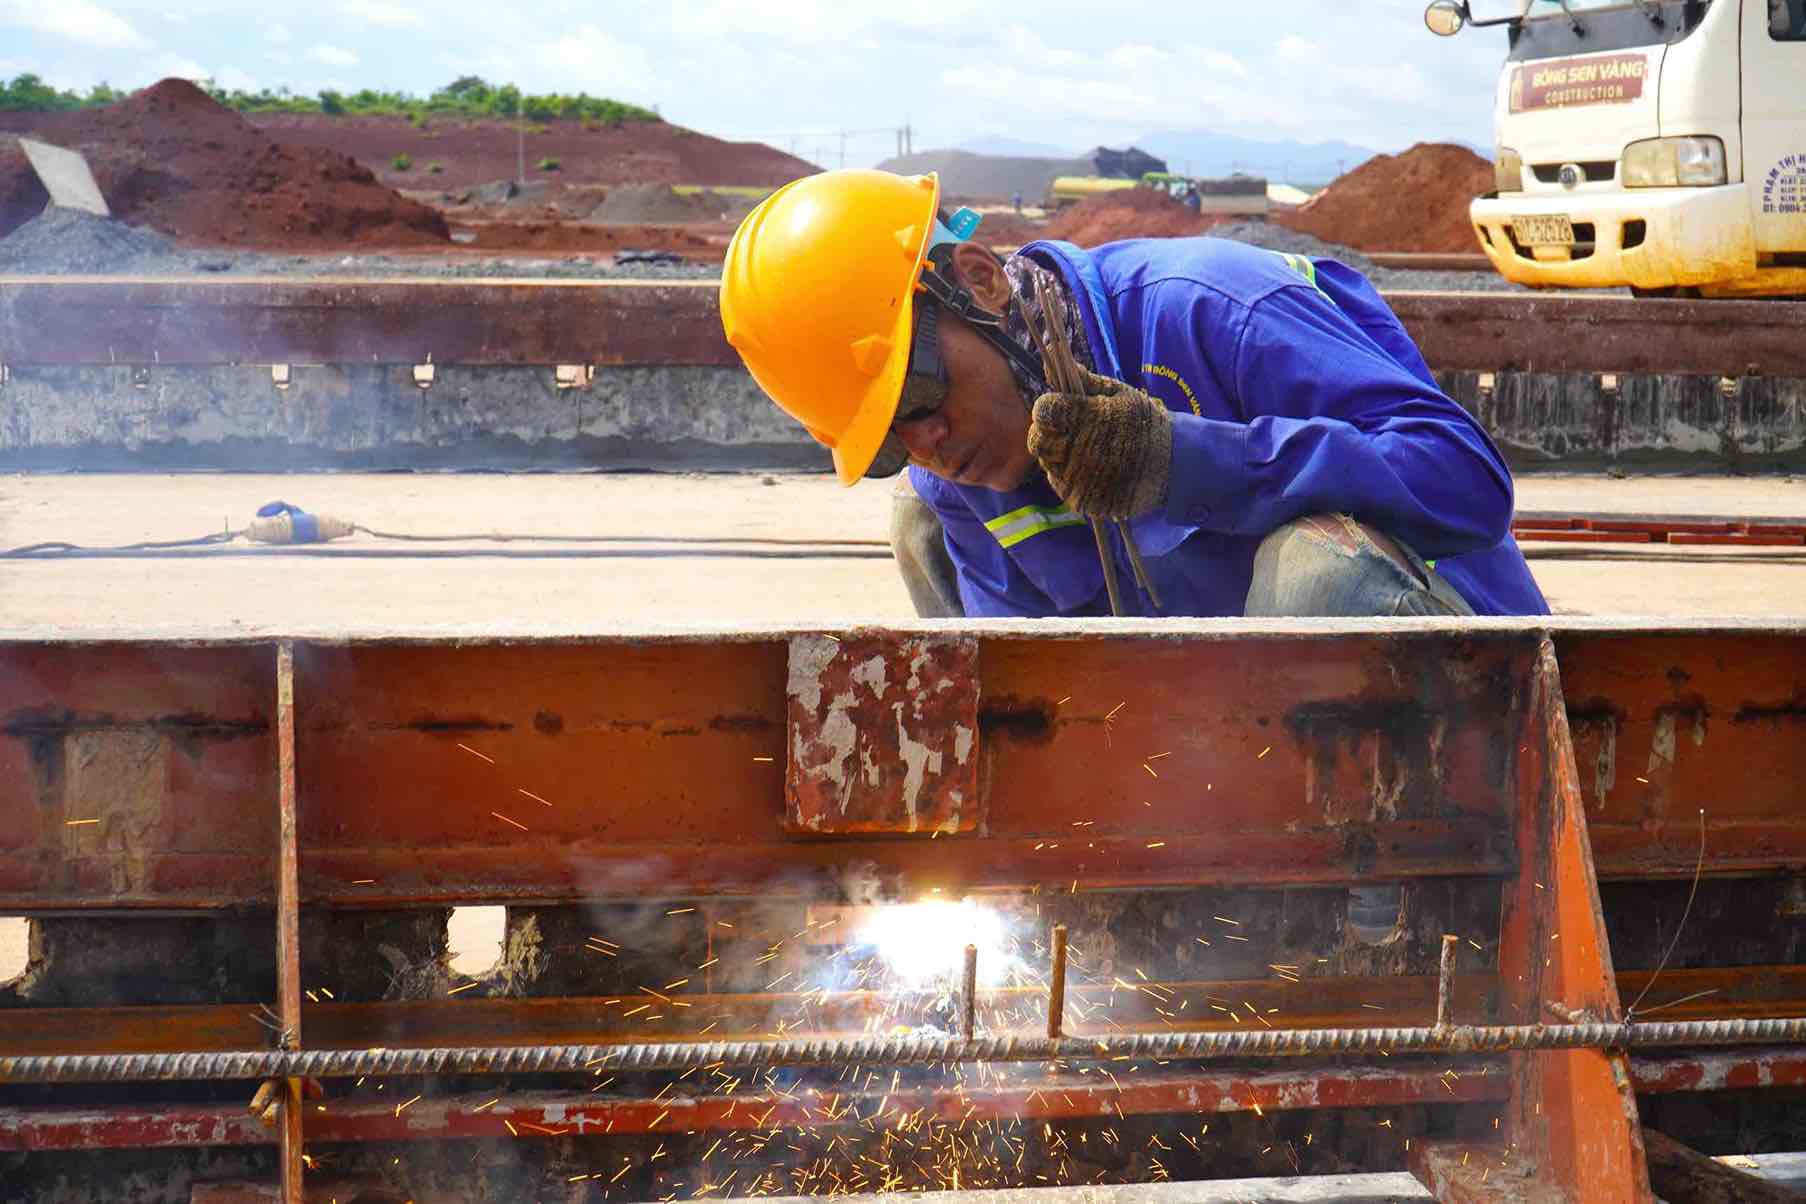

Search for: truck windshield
xmin=1506 ymin=0 xmax=1713 ymax=61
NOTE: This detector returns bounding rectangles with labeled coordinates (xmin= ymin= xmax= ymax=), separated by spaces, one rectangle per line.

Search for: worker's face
xmin=889 ymin=249 xmax=1035 ymax=491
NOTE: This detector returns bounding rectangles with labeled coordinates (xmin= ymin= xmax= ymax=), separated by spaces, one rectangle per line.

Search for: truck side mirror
xmin=1425 ymin=0 xmax=1467 ymax=35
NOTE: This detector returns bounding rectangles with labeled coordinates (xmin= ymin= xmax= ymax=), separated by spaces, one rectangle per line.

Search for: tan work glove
xmin=1027 ymin=367 xmax=1173 ymax=521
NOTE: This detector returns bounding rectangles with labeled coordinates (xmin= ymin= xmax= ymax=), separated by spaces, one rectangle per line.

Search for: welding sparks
xmin=395 ymin=1094 xmax=421 ymax=1117
xmin=457 ymin=743 xmax=495 ymax=764
xmin=491 ymin=811 xmax=528 ymax=831
xmin=517 ymin=788 xmax=553 ymax=807
xmin=63 ymin=818 xmax=100 ymax=826
xmin=1257 ymin=745 xmax=1272 ymax=759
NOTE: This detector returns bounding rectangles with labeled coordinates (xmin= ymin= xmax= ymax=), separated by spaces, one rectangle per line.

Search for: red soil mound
xmin=0 ymin=79 xmax=448 ymax=248
xmin=1038 ymin=189 xmax=1221 ymax=247
xmin=447 ymin=219 xmax=728 ymax=260
xmin=249 ymin=112 xmax=819 ymax=192
xmin=1272 ymin=143 xmax=1492 ymax=253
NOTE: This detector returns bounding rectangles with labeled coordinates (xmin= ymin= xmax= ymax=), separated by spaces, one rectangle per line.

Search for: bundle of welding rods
xmin=1023 ymin=275 xmax=1162 ymax=616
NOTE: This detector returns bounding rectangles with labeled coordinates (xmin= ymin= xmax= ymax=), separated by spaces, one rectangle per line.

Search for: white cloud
xmin=0 ymin=0 xmax=146 ymax=49
xmin=1274 ymin=35 xmax=1431 ymax=104
xmin=539 ymin=25 xmax=655 ymax=95
xmin=154 ymin=55 xmax=211 ymax=82
xmin=268 ymin=23 xmax=292 ymax=44
xmin=335 ymin=0 xmax=426 ymax=27
xmin=1003 ymin=26 xmax=1079 ymax=68
xmin=214 ymin=65 xmax=259 ymax=92
xmin=939 ymin=35 xmax=1257 ymax=133
xmin=669 ymin=0 xmax=980 ymax=43
xmin=308 ymin=44 xmax=360 ymax=68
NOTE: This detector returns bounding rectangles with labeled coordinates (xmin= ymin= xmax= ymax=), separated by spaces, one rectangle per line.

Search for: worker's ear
xmin=948 ymin=242 xmax=1012 ymax=314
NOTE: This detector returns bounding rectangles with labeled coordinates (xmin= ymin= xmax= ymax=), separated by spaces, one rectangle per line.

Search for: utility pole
xmin=839 ymin=129 xmax=847 ymax=169
xmin=516 ymin=90 xmax=525 ymax=188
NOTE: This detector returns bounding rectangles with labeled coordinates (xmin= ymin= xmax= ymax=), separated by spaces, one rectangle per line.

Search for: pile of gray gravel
xmin=1204 ymin=218 xmax=1528 ymax=292
xmin=0 ymin=206 xmax=719 ymax=279
xmin=0 ymin=207 xmax=182 ymax=274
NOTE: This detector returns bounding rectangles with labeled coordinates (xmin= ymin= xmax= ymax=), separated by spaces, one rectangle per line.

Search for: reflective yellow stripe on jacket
xmin=985 ymin=503 xmax=1086 ymax=549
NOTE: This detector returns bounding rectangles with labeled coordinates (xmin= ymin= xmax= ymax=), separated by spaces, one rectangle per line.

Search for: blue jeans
xmin=888 ymin=488 xmax=1473 ymax=620
xmin=1244 ymin=514 xmax=1474 ymax=618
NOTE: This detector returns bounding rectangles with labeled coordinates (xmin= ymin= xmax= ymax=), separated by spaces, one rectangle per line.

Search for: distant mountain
xmin=955 ymin=135 xmax=1079 ymax=159
xmin=1134 ymin=130 xmax=1384 ymax=186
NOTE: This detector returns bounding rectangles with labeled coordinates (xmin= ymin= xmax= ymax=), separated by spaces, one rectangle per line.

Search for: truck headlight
xmin=1495 ymin=147 xmax=1524 ymax=193
xmin=1622 ymin=137 xmax=1727 ymax=187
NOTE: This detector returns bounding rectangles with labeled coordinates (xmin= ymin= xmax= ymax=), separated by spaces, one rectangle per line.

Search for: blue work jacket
xmin=909 ymin=237 xmax=1549 ymax=617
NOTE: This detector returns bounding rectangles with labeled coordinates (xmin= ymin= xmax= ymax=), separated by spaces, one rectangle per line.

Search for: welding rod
xmin=1437 ymin=934 xmax=1459 ymax=1032
xmin=961 ymin=944 xmax=978 ymax=1041
xmin=8 ymin=1016 xmax=1806 ymax=1083
xmin=1047 ymin=924 xmax=1069 ymax=1039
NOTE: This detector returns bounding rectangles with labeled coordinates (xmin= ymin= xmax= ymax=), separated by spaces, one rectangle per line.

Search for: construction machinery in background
xmin=1427 ymin=0 xmax=1806 ymax=297
xmin=1045 ymin=171 xmax=1271 ymax=214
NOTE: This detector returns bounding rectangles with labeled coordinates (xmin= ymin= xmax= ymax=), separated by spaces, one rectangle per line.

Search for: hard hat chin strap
xmin=916 ymin=249 xmax=1049 ymax=397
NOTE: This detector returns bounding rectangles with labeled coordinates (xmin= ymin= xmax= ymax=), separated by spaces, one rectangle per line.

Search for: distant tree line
xmin=0 ymin=73 xmax=658 ymax=125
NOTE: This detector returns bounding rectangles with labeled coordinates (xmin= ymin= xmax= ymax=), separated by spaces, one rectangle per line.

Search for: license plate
xmin=1512 ymin=214 xmax=1575 ymax=246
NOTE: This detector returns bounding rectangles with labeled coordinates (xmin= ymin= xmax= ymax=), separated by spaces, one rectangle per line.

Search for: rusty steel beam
xmin=1387 ymin=291 xmax=1806 ymax=377
xmin=0 ymin=277 xmax=732 ymax=367
xmin=6 ymin=1049 xmax=1805 ymax=1152
xmin=272 ymin=643 xmax=304 ymax=1204
xmin=2 ymin=624 xmax=1804 ymax=911
xmin=1475 ymin=635 xmax=1651 ymax=1202
xmin=1514 ymin=512 xmax=1806 ymax=547
xmin=3 ymin=278 xmax=1804 ymax=376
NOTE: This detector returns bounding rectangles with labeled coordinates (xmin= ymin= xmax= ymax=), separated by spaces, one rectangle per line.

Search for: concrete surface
xmin=1 ymin=472 xmax=1803 ymax=632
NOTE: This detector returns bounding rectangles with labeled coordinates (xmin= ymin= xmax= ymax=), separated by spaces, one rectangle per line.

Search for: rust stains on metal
xmin=785 ymin=634 xmax=979 ymax=835
xmin=3 ymin=280 xmax=1805 ymax=377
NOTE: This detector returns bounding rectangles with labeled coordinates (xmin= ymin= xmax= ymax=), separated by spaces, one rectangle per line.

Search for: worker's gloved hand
xmin=1027 ymin=368 xmax=1173 ymax=521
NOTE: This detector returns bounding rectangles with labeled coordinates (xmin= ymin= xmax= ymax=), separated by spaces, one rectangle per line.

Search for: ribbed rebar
xmin=5 ymin=1017 xmax=1805 ymax=1085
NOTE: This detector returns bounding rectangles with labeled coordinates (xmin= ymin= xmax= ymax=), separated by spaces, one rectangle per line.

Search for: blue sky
xmin=0 ymin=0 xmax=1515 ymax=165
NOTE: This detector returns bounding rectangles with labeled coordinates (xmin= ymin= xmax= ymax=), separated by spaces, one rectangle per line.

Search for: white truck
xmin=1426 ymin=0 xmax=1806 ymax=297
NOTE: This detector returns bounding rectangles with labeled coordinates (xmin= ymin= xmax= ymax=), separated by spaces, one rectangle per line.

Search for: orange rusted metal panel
xmin=1 ymin=625 xmax=1799 ymax=910
xmin=0 ymin=643 xmax=275 ymax=906
xmin=1557 ymin=631 xmax=1806 ymax=878
xmin=784 ymin=634 xmax=979 ymax=834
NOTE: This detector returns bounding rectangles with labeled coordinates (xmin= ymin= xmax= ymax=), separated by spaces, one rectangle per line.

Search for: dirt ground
xmin=1 ymin=472 xmax=1801 ymax=635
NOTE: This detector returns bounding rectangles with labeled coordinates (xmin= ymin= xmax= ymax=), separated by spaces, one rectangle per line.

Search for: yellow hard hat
xmin=721 ymin=169 xmax=941 ymax=485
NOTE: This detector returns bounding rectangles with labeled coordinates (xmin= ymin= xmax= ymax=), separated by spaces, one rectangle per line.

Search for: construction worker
xmin=721 ymin=169 xmax=1547 ymax=621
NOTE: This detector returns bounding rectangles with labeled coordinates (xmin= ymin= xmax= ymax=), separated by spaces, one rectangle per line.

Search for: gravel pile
xmin=1203 ymin=219 xmax=1525 ymax=292
xmin=0 ymin=207 xmax=181 ymax=274
xmin=0 ymin=208 xmax=718 ymax=279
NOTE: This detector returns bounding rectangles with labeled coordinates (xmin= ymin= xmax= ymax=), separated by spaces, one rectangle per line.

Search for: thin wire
xmin=0 ymin=530 xmax=240 ymax=557
xmin=2 ymin=527 xmax=887 ymax=558
xmin=1627 ymin=808 xmax=1707 ymax=1019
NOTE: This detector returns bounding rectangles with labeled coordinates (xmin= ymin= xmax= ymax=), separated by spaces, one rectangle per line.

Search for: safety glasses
xmin=894 ymin=295 xmax=949 ymax=427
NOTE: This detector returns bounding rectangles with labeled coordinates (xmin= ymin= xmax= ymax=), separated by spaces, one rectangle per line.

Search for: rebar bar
xmin=960 ymin=944 xmax=978 ymax=1041
xmin=6 ymin=1017 xmax=1805 ymax=1085
xmin=1436 ymin=934 xmax=1458 ymax=1032
xmin=1047 ymin=924 xmax=1069 ymax=1040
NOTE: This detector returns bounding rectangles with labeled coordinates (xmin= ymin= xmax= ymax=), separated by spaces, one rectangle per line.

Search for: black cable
xmin=0 ymin=530 xmax=241 ymax=558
